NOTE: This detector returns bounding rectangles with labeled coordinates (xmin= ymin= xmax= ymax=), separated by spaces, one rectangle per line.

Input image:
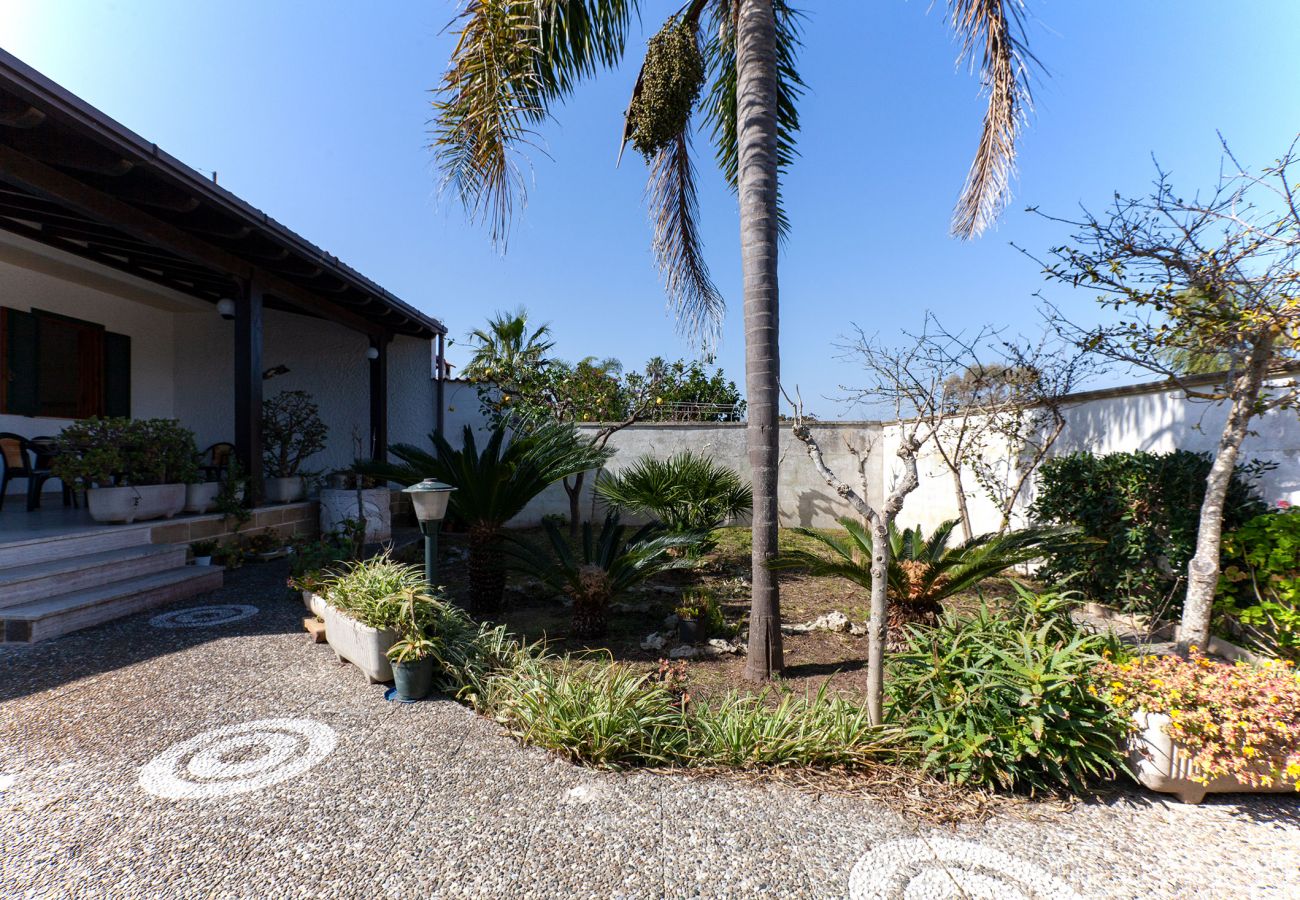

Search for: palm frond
xmin=431 ymin=1 xmax=640 ymax=247
xmin=702 ymin=0 xmax=805 ymax=239
xmin=946 ymin=0 xmax=1038 ymax=239
xmin=648 ymin=130 xmax=726 ymax=351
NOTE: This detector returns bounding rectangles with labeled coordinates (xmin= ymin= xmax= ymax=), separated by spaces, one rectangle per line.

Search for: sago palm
xmin=359 ymin=422 xmax=611 ymax=616
xmin=507 ymin=513 xmax=699 ymax=637
xmin=431 ymin=0 xmax=1040 ymax=679
xmin=771 ymin=518 xmax=1079 ymax=644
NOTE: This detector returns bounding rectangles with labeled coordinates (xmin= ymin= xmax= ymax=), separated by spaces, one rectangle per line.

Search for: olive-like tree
xmin=431 ymin=0 xmax=1039 ymax=678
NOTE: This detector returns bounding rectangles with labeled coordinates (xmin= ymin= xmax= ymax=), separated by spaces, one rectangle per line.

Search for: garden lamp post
xmin=403 ymin=479 xmax=455 ymax=587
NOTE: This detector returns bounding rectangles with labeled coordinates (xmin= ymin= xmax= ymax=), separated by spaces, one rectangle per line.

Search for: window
xmin=0 ymin=307 xmax=130 ymax=418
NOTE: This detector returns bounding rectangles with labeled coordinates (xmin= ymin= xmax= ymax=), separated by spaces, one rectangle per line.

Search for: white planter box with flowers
xmin=1126 ymin=711 xmax=1298 ymax=804
xmin=324 ymin=602 xmax=397 ymax=684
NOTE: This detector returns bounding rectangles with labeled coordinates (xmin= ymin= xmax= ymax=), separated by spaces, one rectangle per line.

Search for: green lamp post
xmin=403 ymin=478 xmax=455 ymax=587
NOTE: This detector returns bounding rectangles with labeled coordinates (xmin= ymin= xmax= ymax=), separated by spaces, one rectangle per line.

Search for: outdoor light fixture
xmin=366 ymin=346 xmax=380 ymax=361
xmin=216 ymin=297 xmax=236 ymax=319
xmin=403 ymin=478 xmax=455 ymax=587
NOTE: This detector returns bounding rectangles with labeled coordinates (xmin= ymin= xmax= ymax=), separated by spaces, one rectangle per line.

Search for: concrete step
xmin=0 ymin=525 xmax=152 ymax=569
xmin=1 ymin=566 xmax=225 ymax=644
xmin=0 ymin=544 xmax=187 ymax=609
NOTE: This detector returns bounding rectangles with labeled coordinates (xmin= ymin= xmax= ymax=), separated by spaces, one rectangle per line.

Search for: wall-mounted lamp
xmin=216 ymin=297 xmax=236 ymax=320
xmin=366 ymin=346 xmax=380 ymax=361
xmin=263 ymin=364 xmax=290 ymax=381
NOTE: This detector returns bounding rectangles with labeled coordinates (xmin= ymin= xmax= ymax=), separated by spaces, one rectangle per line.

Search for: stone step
xmin=1 ymin=566 xmax=224 ymax=644
xmin=0 ymin=544 xmax=188 ymax=609
xmin=0 ymin=525 xmax=152 ymax=569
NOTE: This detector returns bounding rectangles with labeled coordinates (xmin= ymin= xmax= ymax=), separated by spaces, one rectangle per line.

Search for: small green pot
xmin=392 ymin=656 xmax=434 ymax=701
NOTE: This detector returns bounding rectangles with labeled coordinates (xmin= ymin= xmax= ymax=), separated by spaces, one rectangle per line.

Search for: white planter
xmin=193 ymin=556 xmax=212 ymax=566
xmin=319 ymin=488 xmax=391 ymax=543
xmin=184 ymin=482 xmax=221 ymax=513
xmin=1126 ymin=711 xmax=1298 ymax=804
xmin=86 ymin=484 xmax=185 ymax=524
xmin=303 ymin=590 xmax=327 ymax=617
xmin=264 ymin=475 xmax=306 ymax=504
xmin=324 ymin=602 xmax=396 ymax=684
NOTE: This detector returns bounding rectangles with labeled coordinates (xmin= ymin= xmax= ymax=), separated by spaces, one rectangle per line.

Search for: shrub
xmin=1099 ymin=653 xmax=1300 ymax=789
xmin=1031 ymin=450 xmax=1268 ymax=616
xmin=594 ymin=451 xmax=751 ymax=547
xmin=1215 ymin=508 xmax=1300 ymax=662
xmin=320 ymin=553 xmax=429 ymax=630
xmin=52 ymin=417 xmax=198 ymax=487
xmin=886 ymin=585 xmax=1129 ymax=793
xmin=262 ymin=390 xmax=328 ymax=478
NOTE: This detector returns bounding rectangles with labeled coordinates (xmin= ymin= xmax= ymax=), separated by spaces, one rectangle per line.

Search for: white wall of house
xmin=0 ymin=230 xmax=439 ymax=499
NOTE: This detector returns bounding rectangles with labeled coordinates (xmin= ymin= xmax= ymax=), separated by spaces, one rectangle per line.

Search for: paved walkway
xmin=2 ymin=565 xmax=1297 ymax=899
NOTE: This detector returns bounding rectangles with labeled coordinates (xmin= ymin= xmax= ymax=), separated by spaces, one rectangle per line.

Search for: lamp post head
xmin=403 ymin=478 xmax=455 ymax=527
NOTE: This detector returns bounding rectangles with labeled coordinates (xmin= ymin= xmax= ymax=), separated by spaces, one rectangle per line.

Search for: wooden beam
xmin=235 ymin=282 xmax=264 ymax=504
xmin=0 ymin=93 xmax=44 ymax=128
xmin=369 ymin=335 xmax=390 ymax=464
xmin=0 ymin=144 xmax=385 ymax=336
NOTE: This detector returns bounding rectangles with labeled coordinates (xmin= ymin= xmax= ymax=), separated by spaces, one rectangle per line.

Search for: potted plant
xmin=674 ymin=590 xmax=724 ymax=645
xmin=242 ymin=529 xmax=287 ymax=561
xmin=321 ymin=554 xmax=426 ymax=683
xmin=262 ymin=390 xmax=327 ymax=504
xmin=386 ymin=588 xmax=437 ymax=701
xmin=53 ymin=418 xmax=197 ymax=523
xmin=1100 ymin=652 xmax=1300 ymax=803
xmin=320 ymin=467 xmax=391 ymax=543
xmin=190 ymin=540 xmax=218 ymax=566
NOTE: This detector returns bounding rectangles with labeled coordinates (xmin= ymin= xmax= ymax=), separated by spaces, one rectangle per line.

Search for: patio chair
xmin=0 ymin=434 xmax=75 ymax=512
xmin=28 ymin=436 xmax=78 ymax=509
xmin=199 ymin=442 xmax=236 ymax=482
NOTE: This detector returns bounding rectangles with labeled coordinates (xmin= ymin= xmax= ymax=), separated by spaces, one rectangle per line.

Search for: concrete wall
xmin=0 ymin=230 xmax=438 ymax=499
xmin=487 ymin=375 xmax=1300 ymax=531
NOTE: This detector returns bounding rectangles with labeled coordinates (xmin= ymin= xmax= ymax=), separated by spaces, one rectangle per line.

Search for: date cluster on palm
xmin=627 ymin=17 xmax=705 ymax=159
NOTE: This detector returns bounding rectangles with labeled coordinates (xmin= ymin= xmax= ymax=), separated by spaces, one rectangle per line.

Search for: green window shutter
xmin=3 ymin=308 xmax=38 ymax=416
xmin=103 ymin=331 xmax=131 ymax=418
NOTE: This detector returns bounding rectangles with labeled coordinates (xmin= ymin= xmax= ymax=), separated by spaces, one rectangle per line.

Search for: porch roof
xmin=0 ymin=49 xmax=443 ymax=340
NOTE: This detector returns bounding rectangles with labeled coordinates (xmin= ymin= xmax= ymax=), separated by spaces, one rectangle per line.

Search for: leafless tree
xmin=1028 ymin=136 xmax=1300 ymax=651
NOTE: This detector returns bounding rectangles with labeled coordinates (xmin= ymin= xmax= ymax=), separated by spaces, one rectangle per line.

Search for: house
xmin=0 ymin=50 xmax=447 ymax=641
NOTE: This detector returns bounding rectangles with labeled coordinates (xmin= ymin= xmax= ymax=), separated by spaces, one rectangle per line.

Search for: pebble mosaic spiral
xmin=149 ymin=605 xmax=259 ymax=628
xmin=139 ymin=719 xmax=336 ymax=799
xmin=848 ymin=837 xmax=1083 ymax=900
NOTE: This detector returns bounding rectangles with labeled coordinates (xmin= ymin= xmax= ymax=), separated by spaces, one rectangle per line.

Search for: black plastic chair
xmin=0 ymin=434 xmax=75 ymax=512
xmin=199 ymin=442 xmax=236 ymax=482
xmin=28 ymin=436 xmax=77 ymax=509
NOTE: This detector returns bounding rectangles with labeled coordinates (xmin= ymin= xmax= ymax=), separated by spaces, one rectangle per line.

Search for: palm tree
xmin=430 ymin=1 xmax=1038 ymax=679
xmin=462 ymin=308 xmax=555 ymax=382
xmin=506 ymin=513 xmax=699 ymax=637
xmin=360 ymin=422 xmax=611 ymax=615
xmin=771 ymin=518 xmax=1080 ymax=646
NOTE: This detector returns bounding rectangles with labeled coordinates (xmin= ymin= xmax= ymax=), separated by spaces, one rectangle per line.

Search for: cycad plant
xmin=595 ymin=451 xmax=751 ymax=550
xmin=359 ymin=422 xmax=611 ymax=616
xmin=508 ymin=513 xmax=698 ymax=638
xmin=771 ymin=518 xmax=1080 ymax=643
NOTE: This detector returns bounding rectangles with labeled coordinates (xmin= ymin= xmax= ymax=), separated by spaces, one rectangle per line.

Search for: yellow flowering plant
xmin=1098 ymin=653 xmax=1300 ymax=788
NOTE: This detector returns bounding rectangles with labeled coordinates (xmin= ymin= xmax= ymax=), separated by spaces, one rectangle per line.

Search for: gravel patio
xmin=2 ymin=563 xmax=1297 ymax=899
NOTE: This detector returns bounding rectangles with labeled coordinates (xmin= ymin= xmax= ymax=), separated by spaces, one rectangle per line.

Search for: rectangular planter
xmin=87 ymin=484 xmax=186 ymax=524
xmin=184 ymin=482 xmax=221 ymax=514
xmin=323 ymin=603 xmax=396 ymax=684
xmin=1126 ymin=711 xmax=1298 ymax=804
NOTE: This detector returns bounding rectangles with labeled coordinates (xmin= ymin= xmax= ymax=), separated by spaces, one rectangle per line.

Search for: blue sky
xmin=4 ymin=1 xmax=1299 ymax=416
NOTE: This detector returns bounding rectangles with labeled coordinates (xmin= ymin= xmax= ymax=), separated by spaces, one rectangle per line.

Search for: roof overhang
xmin=0 ymin=49 xmax=443 ymax=339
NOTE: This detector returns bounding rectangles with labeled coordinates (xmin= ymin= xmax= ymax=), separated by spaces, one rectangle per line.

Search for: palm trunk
xmin=1180 ymin=345 xmax=1272 ymax=651
xmin=468 ymin=527 xmax=507 ymax=617
xmin=737 ymin=0 xmax=784 ymax=680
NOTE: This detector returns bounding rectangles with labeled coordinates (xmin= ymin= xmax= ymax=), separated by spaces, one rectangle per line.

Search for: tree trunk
xmin=1179 ymin=348 xmax=1271 ymax=651
xmin=737 ymin=0 xmax=784 ymax=680
xmin=950 ymin=467 xmax=973 ymax=541
xmin=866 ymin=522 xmax=889 ymax=725
xmin=563 ymin=472 xmax=584 ymax=540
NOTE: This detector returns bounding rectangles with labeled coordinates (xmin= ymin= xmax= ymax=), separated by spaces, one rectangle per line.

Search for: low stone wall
xmin=145 ymin=501 xmax=319 ymax=548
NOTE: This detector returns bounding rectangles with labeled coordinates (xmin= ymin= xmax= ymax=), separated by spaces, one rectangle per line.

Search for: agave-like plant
xmin=594 ymin=451 xmax=751 ymax=548
xmin=358 ymin=422 xmax=611 ymax=616
xmin=507 ymin=513 xmax=699 ymax=638
xmin=771 ymin=518 xmax=1081 ymax=644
